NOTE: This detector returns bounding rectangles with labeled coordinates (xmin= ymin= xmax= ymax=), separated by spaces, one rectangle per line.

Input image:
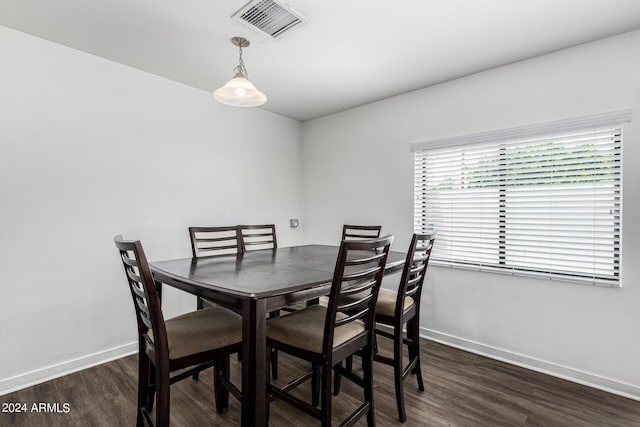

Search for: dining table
xmin=150 ymin=244 xmax=406 ymax=427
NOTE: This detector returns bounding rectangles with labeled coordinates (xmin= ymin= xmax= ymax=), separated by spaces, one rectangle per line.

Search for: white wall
xmin=0 ymin=26 xmax=303 ymax=394
xmin=301 ymin=30 xmax=640 ymax=398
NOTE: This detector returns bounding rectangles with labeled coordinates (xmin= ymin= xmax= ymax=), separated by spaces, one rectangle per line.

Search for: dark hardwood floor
xmin=1 ymin=339 xmax=638 ymax=426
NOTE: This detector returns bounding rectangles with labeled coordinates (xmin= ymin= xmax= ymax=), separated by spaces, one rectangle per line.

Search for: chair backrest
xmin=324 ymin=235 xmax=394 ymax=354
xmin=394 ymin=233 xmax=436 ymax=316
xmin=342 ymin=225 xmax=382 ymax=241
xmin=238 ymin=224 xmax=277 ymax=252
xmin=188 ymin=226 xmax=242 ymax=257
xmin=114 ymin=235 xmax=168 ymax=355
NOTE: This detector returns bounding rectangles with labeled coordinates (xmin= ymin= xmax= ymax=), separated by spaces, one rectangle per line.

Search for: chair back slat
xmin=412 ymin=254 xmax=429 ymax=264
xmin=121 ymin=254 xmax=139 ymax=268
xmin=323 ymin=235 xmax=393 ymax=354
xmin=335 ymin=307 xmax=369 ymax=327
xmin=129 ymin=280 xmax=147 ymax=300
xmin=394 ymin=233 xmax=436 ymax=317
xmin=405 ymin=281 xmax=421 ymax=298
xmin=340 ymin=278 xmax=377 ymax=296
xmin=114 ymin=235 xmax=169 ymax=355
xmin=135 ymin=294 xmax=150 ymax=315
xmin=405 ymin=274 xmax=422 ymax=291
xmin=342 ymin=265 xmax=382 ymax=282
xmin=337 ymin=292 xmax=374 ymax=313
xmin=198 ymin=244 xmax=239 ymax=253
xmin=189 ymin=226 xmax=242 ymax=257
xmin=342 ymin=225 xmax=382 ymax=241
xmin=197 ymin=236 xmax=237 ymax=243
xmin=137 ymin=302 xmax=153 ymax=330
xmin=408 ymin=264 xmax=426 ymax=276
xmin=127 ymin=268 xmax=142 ymax=285
xmin=244 ymin=232 xmax=273 ymax=238
xmin=239 ymin=224 xmax=277 ymax=252
xmin=345 ymin=251 xmax=386 ymax=266
xmin=338 ymin=276 xmax=377 ymax=314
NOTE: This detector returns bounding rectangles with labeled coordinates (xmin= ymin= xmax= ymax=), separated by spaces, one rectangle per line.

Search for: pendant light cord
xmin=234 ymin=44 xmax=248 ymax=79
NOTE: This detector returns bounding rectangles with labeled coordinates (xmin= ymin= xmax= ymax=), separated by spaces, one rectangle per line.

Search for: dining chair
xmin=342 ymin=224 xmax=382 ymax=240
xmin=188 ymin=226 xmax=242 ymax=310
xmin=266 ymin=235 xmax=394 ymax=426
xmin=333 ymin=232 xmax=436 ymax=423
xmin=114 ymin=235 xmax=242 ymax=427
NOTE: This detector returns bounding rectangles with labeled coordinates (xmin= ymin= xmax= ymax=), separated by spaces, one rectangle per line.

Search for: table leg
xmin=241 ymin=298 xmax=267 ymax=427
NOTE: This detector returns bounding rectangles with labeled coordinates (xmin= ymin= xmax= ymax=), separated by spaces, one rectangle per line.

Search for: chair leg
xmin=271 ymin=348 xmax=279 ymax=380
xmin=362 ymin=342 xmax=376 ymax=427
xmin=155 ymin=363 xmax=171 ymax=427
xmin=320 ymin=364 xmax=332 ymax=427
xmin=372 ymin=332 xmax=378 ymax=355
xmin=312 ymin=365 xmax=321 ymax=406
xmin=214 ymin=359 xmax=222 ymax=414
xmin=214 ymin=356 xmax=230 ymax=414
xmin=266 ymin=348 xmax=272 ymax=424
xmin=345 ymin=355 xmax=353 ymax=371
xmin=393 ymin=326 xmax=406 ymax=423
xmin=193 ymin=295 xmax=205 ymax=380
xmin=223 ymin=356 xmax=231 ymax=409
xmin=137 ymin=353 xmax=150 ymax=427
xmin=269 ymin=310 xmax=280 ymax=380
xmin=332 ymin=361 xmax=342 ymax=396
xmin=408 ymin=317 xmax=424 ymax=391
xmin=146 ymin=363 xmax=156 ymax=411
xmin=192 ymin=300 xmax=203 ymax=380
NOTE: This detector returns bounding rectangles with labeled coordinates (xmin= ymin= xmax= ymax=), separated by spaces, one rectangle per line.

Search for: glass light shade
xmin=213 ymin=76 xmax=267 ymax=107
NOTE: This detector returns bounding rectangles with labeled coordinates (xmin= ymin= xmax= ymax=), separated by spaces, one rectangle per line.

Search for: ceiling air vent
xmin=232 ymin=0 xmax=307 ymax=40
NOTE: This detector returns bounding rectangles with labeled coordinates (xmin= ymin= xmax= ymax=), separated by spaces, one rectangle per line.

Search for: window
xmin=411 ymin=111 xmax=631 ymax=286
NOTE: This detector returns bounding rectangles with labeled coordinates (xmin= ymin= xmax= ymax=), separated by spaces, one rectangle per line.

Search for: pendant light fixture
xmin=213 ymin=37 xmax=267 ymax=107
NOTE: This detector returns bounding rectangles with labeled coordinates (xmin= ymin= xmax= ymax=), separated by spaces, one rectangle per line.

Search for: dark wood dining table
xmin=150 ymin=244 xmax=406 ymax=427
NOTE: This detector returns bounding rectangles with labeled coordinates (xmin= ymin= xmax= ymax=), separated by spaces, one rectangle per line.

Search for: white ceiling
xmin=2 ymin=0 xmax=640 ymax=122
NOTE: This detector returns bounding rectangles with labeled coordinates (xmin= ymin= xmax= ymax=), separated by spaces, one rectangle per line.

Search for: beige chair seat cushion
xmin=267 ymin=305 xmax=364 ymax=353
xmin=376 ymin=288 xmax=414 ymax=317
xmin=341 ymin=288 xmax=414 ymax=318
xmin=148 ymin=306 xmax=242 ymax=360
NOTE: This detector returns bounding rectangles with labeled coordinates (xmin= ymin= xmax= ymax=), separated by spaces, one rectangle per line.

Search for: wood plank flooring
xmin=1 ymin=339 xmax=638 ymax=426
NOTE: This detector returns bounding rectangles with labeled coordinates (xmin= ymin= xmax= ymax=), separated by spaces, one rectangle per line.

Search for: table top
xmin=150 ymin=244 xmax=406 ymax=299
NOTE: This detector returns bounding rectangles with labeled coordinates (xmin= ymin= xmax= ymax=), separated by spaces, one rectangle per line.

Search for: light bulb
xmin=214 ymin=76 xmax=267 ymax=107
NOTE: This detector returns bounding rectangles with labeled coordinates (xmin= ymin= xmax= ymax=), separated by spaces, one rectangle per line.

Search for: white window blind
xmin=412 ymin=111 xmax=630 ymax=286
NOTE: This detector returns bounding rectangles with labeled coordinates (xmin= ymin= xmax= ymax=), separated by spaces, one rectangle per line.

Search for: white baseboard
xmin=421 ymin=328 xmax=640 ymax=401
xmin=3 ymin=332 xmax=639 ymax=402
xmin=0 ymin=342 xmax=137 ymax=396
